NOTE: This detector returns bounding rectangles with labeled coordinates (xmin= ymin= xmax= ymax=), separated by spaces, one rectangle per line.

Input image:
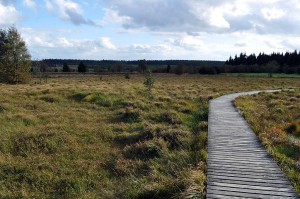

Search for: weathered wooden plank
xmin=206 ymin=193 xmax=253 ymax=199
xmin=207 ymin=188 xmax=296 ymax=198
xmin=208 ymin=171 xmax=285 ymax=180
xmin=208 ymin=169 xmax=285 ymax=177
xmin=208 ymin=178 xmax=294 ymax=189
xmin=209 ymin=175 xmax=289 ymax=184
xmin=209 ymin=185 xmax=297 ymax=197
xmin=208 ymin=182 xmax=297 ymax=193
xmin=208 ymin=171 xmax=284 ymax=178
xmin=208 ymin=164 xmax=281 ymax=172
xmin=207 ymin=90 xmax=299 ymax=198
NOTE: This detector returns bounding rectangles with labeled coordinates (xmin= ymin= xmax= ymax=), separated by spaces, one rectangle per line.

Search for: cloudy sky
xmin=0 ymin=0 xmax=300 ymax=60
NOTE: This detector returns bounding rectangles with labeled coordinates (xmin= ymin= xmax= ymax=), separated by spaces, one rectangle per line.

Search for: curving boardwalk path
xmin=207 ymin=90 xmax=299 ymax=199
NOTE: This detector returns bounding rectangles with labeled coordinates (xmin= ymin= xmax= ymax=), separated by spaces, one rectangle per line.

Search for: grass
xmin=223 ymin=73 xmax=300 ymax=78
xmin=235 ymin=89 xmax=300 ymax=194
xmin=0 ymin=74 xmax=300 ymax=198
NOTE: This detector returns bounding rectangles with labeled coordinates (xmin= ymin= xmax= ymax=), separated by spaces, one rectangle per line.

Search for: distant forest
xmin=33 ymin=51 xmax=300 ymax=75
xmin=35 ymin=59 xmax=225 ymax=74
xmin=225 ymin=51 xmax=300 ymax=74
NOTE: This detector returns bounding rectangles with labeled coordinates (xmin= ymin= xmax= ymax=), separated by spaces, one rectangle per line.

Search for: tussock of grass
xmin=0 ymin=74 xmax=299 ymax=198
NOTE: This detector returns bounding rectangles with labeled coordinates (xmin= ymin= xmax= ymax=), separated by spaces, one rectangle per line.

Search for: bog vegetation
xmin=0 ymin=74 xmax=299 ymax=198
xmin=1 ymin=27 xmax=300 ymax=198
xmin=235 ymin=90 xmax=300 ymax=194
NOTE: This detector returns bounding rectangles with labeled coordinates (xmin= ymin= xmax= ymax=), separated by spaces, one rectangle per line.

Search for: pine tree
xmin=166 ymin=65 xmax=171 ymax=73
xmin=0 ymin=27 xmax=31 ymax=84
xmin=139 ymin=59 xmax=147 ymax=73
xmin=78 ymin=61 xmax=87 ymax=73
xmin=62 ymin=62 xmax=71 ymax=72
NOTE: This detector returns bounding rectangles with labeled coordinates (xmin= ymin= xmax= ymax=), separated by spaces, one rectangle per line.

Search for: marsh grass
xmin=235 ymin=90 xmax=300 ymax=194
xmin=0 ymin=74 xmax=299 ymax=198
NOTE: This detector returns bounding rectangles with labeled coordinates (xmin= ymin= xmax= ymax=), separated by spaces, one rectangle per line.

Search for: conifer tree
xmin=78 ymin=61 xmax=87 ymax=73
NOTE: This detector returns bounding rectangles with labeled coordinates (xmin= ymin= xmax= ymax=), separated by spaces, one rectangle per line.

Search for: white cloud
xmin=45 ymin=0 xmax=54 ymax=11
xmin=261 ymin=7 xmax=285 ymax=20
xmin=0 ymin=3 xmax=20 ymax=26
xmin=14 ymin=0 xmax=300 ymax=60
xmin=203 ymin=7 xmax=230 ymax=28
xmin=99 ymin=37 xmax=117 ymax=50
xmin=102 ymin=8 xmax=131 ymax=25
xmin=167 ymin=36 xmax=204 ymax=51
xmin=103 ymin=0 xmax=300 ymax=35
xmin=23 ymin=0 xmax=36 ymax=10
xmin=45 ymin=0 xmax=96 ymax=26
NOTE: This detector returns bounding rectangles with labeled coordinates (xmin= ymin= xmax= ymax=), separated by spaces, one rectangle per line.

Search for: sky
xmin=1 ymin=0 xmax=300 ymax=60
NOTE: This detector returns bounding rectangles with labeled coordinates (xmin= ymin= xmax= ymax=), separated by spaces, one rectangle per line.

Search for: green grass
xmin=0 ymin=74 xmax=300 ymax=198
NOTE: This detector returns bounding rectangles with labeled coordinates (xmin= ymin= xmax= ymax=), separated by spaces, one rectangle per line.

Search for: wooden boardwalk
xmin=207 ymin=91 xmax=299 ymax=199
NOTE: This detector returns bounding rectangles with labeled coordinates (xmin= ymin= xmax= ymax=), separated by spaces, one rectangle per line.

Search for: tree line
xmin=225 ymin=51 xmax=300 ymax=74
xmin=38 ymin=59 xmax=224 ymax=75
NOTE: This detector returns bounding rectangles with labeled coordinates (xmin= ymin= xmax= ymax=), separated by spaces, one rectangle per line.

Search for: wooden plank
xmin=209 ymin=185 xmax=297 ymax=197
xmin=207 ymin=90 xmax=299 ymax=198
xmin=208 ymin=182 xmax=297 ymax=194
xmin=208 ymin=169 xmax=285 ymax=177
xmin=208 ymin=175 xmax=289 ymax=184
xmin=207 ymin=189 xmax=296 ymax=199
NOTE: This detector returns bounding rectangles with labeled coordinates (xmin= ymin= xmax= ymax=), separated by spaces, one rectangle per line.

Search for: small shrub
xmin=144 ymin=70 xmax=154 ymax=93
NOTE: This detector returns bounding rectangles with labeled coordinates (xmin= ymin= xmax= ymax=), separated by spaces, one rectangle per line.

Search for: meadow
xmin=224 ymin=73 xmax=300 ymax=78
xmin=0 ymin=74 xmax=299 ymax=198
xmin=235 ymin=89 xmax=300 ymax=194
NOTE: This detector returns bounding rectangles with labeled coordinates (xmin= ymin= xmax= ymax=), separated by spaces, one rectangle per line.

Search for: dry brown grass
xmin=0 ymin=74 xmax=299 ymax=198
xmin=235 ymin=89 xmax=300 ymax=194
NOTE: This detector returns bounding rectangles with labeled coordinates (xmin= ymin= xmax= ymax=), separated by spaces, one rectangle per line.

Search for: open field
xmin=0 ymin=74 xmax=299 ymax=198
xmin=235 ymin=90 xmax=300 ymax=194
xmin=223 ymin=73 xmax=300 ymax=78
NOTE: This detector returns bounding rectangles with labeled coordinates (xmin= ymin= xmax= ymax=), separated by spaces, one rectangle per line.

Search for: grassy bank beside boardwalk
xmin=0 ymin=74 xmax=299 ymax=198
xmin=235 ymin=89 xmax=300 ymax=194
